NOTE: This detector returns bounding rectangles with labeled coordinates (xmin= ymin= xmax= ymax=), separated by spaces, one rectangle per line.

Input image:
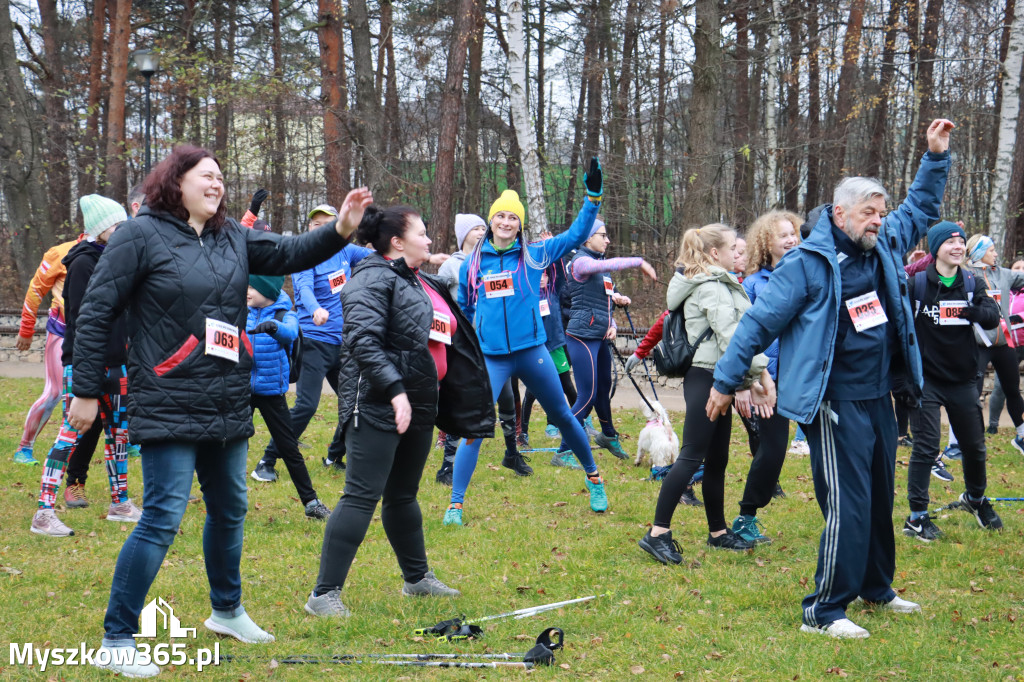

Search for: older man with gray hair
xmin=709 ymin=119 xmax=955 ymax=639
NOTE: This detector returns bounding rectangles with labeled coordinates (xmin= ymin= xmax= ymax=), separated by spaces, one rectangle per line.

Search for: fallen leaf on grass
xmin=559 ymin=663 xmax=571 ymax=670
xmin=515 ymin=634 xmax=533 ymax=641
xmin=1 ymin=566 xmax=23 ymax=575
xmin=516 ymin=585 xmax=531 ymax=593
xmin=630 ymin=665 xmax=645 ymax=674
xmin=705 ymin=651 xmax=723 ymax=660
xmin=590 ymin=636 xmax=603 ymax=645
xmin=825 ymin=666 xmax=848 ymax=677
xmin=411 ymin=636 xmax=425 ymax=643
xmin=552 ymin=501 xmax=567 ymax=507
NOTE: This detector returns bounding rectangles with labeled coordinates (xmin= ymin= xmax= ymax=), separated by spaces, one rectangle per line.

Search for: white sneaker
xmin=788 ymin=440 xmax=810 ymax=455
xmin=879 ymin=595 xmax=921 ymax=613
xmin=92 ymin=645 xmax=161 ymax=678
xmin=30 ymin=508 xmax=74 ymax=537
xmin=204 ymin=612 xmax=275 ymax=643
xmin=800 ymin=618 xmax=870 ymax=639
xmin=107 ymin=499 xmax=143 ymax=523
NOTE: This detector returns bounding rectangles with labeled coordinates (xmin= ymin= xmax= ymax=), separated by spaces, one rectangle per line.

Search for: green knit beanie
xmin=79 ymin=194 xmax=127 ymax=238
xmin=248 ymin=275 xmax=284 ymax=301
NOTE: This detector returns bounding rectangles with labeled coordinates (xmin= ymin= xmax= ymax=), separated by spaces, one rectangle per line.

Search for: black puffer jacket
xmin=72 ymin=206 xmax=351 ymax=443
xmin=62 ymin=240 xmax=128 ymax=371
xmin=338 ymin=254 xmax=494 ymax=437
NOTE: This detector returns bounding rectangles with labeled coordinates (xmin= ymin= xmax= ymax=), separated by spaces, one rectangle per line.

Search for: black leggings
xmin=522 ymin=372 xmax=577 ymax=433
xmin=252 ymin=394 xmax=317 ymax=504
xmin=653 ymin=368 xmax=731 ymax=533
xmin=978 ymin=344 xmax=1024 ymax=428
xmin=315 ymin=422 xmax=433 ymax=595
xmin=737 ymin=410 xmax=790 ymax=516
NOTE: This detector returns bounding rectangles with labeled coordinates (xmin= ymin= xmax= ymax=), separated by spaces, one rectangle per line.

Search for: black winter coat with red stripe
xmin=71 ymin=205 xmax=351 ymax=444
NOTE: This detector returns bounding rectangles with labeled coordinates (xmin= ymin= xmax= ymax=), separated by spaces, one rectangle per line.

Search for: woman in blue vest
xmin=445 ymin=159 xmax=607 ymax=525
xmin=556 ymin=218 xmax=657 ymax=463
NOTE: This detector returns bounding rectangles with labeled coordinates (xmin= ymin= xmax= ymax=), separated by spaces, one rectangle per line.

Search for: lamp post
xmin=132 ymin=49 xmax=160 ymax=175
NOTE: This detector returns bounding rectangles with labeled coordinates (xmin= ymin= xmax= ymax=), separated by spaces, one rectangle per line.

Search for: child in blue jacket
xmin=247 ymin=275 xmax=330 ymax=519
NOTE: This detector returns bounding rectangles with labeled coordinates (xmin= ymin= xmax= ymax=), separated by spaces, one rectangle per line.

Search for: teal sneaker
xmin=443 ymin=505 xmax=463 ymax=526
xmin=14 ymin=447 xmax=39 ymax=465
xmin=584 ymin=416 xmax=599 ymax=438
xmin=732 ymin=514 xmax=772 ymax=545
xmin=545 ymin=424 xmax=560 ymax=438
xmin=549 ymin=450 xmax=583 ymax=470
xmin=585 ymin=475 xmax=608 ymax=512
xmin=594 ymin=432 xmax=629 ymax=459
xmin=126 ymin=443 xmax=141 ymax=458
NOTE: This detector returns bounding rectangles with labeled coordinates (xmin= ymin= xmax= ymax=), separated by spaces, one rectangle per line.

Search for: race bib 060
xmin=429 ymin=311 xmax=452 ymax=345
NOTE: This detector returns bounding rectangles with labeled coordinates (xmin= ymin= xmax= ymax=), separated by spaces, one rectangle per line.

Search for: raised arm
xmin=888 ymin=119 xmax=954 ymax=254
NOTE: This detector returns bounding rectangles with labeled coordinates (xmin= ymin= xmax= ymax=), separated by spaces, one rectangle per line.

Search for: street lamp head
xmin=132 ymin=49 xmax=160 ymax=78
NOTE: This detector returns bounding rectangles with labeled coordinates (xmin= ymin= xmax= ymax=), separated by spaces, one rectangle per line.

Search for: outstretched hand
xmin=583 ymin=157 xmax=602 ymax=201
xmin=336 ymin=187 xmax=373 ymax=239
xmin=926 ymin=119 xmax=954 ymax=154
xmin=249 ymin=188 xmax=269 ymax=216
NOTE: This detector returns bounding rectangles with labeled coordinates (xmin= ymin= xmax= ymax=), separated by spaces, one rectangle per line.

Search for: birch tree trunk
xmin=507 ymin=0 xmax=547 ymax=237
xmin=764 ymin=0 xmax=781 ymax=209
xmin=989 ymin=5 xmax=1024 ymax=255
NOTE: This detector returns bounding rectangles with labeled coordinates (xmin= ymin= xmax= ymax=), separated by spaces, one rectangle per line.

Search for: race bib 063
xmin=205 ymin=318 xmax=240 ymax=362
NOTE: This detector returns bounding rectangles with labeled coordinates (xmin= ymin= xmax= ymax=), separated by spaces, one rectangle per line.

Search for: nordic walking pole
xmin=471 ymin=594 xmax=605 ymax=623
xmin=623 ymin=306 xmax=659 ymax=400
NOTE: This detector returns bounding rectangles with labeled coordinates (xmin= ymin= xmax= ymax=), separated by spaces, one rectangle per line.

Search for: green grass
xmin=0 ymin=375 xmax=1022 ymax=680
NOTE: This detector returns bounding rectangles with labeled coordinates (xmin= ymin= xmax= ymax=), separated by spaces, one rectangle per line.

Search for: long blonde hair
xmin=675 ymin=223 xmax=735 ymax=278
xmin=745 ymin=210 xmax=803 ymax=275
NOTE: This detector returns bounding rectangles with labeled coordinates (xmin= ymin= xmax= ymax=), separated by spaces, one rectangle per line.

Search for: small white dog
xmin=635 ymin=400 xmax=679 ymax=470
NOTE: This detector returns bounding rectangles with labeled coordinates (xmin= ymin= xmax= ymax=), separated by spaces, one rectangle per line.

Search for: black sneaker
xmin=679 ymin=485 xmax=703 ymax=507
xmin=986 ymin=425 xmax=999 ymax=435
xmin=322 ymin=457 xmax=346 ymax=471
xmin=773 ymin=482 xmax=787 ymax=499
xmin=304 ymin=499 xmax=332 ymax=519
xmin=706 ymin=529 xmax=753 ymax=552
xmin=931 ymin=457 xmax=954 ymax=482
xmin=902 ymin=513 xmax=943 ymax=542
xmin=958 ymin=493 xmax=1003 ymax=530
xmin=435 ymin=464 xmax=453 ymax=486
xmin=897 ymin=435 xmax=914 ymax=448
xmin=638 ymin=529 xmax=683 ymax=565
xmin=502 ymin=450 xmax=533 ymax=476
xmin=250 ymin=461 xmax=277 ymax=482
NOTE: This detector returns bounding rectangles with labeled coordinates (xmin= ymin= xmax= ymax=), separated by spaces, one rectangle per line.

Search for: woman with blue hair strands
xmin=444 ymin=158 xmax=608 ymax=525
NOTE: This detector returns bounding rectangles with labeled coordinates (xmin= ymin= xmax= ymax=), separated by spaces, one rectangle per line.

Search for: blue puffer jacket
xmin=742 ymin=266 xmax=780 ymax=379
xmin=247 ymin=291 xmax=299 ymax=396
xmin=713 ymin=150 xmax=950 ymax=423
xmin=292 ymin=243 xmax=372 ymax=344
xmin=458 ymin=200 xmax=598 ymax=355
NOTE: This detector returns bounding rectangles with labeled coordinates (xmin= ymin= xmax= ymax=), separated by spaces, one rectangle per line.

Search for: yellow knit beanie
xmin=488 ymin=189 xmax=526 ymax=227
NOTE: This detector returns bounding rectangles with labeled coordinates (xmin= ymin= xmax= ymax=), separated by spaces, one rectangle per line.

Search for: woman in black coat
xmin=306 ymin=205 xmax=493 ymax=617
xmin=66 ymin=145 xmax=371 ymax=678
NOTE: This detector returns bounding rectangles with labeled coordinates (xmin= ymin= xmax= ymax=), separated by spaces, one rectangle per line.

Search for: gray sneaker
xmin=402 ymin=570 xmax=460 ymax=597
xmin=107 ymin=499 xmax=143 ymax=523
xmin=304 ymin=589 xmax=351 ymax=617
xmin=31 ymin=508 xmax=74 ymax=537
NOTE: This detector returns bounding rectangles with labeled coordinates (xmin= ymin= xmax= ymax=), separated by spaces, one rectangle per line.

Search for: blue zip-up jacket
xmin=458 ymin=200 xmax=599 ymax=355
xmin=742 ymin=266 xmax=780 ymax=379
xmin=713 ymin=150 xmax=950 ymax=423
xmin=291 ymin=243 xmax=372 ymax=344
xmin=247 ymin=290 xmax=299 ymax=396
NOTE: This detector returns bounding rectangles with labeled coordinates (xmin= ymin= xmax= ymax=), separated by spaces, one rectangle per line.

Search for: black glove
xmin=1011 ymin=314 xmax=1023 ymax=325
xmin=248 ymin=320 xmax=278 ymax=335
xmin=583 ymin=157 xmax=602 ymax=199
xmin=249 ymin=189 xmax=269 ymax=216
xmin=956 ymin=303 xmax=984 ymax=323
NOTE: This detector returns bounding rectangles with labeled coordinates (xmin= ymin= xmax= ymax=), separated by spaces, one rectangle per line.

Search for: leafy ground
xmin=0 ymin=376 xmax=1021 ymax=680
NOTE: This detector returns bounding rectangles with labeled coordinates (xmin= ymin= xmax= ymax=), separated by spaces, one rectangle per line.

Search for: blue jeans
xmin=102 ymin=440 xmax=249 ymax=646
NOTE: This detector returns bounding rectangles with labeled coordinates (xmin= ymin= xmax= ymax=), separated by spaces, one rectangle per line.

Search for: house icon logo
xmin=134 ymin=597 xmax=197 ymax=639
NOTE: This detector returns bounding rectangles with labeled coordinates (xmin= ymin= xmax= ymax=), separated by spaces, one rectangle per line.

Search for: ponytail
xmin=355 ymin=204 xmax=419 ymax=254
xmin=675 ymin=223 xmax=734 ymax=278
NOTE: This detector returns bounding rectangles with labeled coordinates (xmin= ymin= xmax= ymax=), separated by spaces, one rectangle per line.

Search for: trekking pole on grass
xmin=471 ymin=594 xmax=605 ymax=623
xmin=623 ymin=307 xmax=659 ymax=401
